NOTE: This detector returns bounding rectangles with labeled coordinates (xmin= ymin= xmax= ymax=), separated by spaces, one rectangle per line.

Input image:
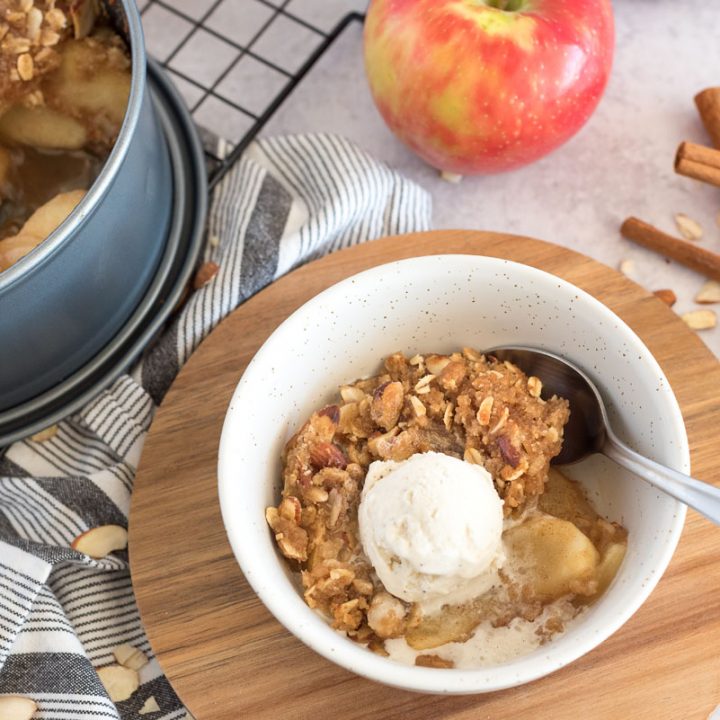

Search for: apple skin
xmin=364 ymin=0 xmax=614 ymax=175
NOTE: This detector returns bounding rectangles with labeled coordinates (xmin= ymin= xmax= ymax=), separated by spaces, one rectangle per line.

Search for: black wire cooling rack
xmin=139 ymin=0 xmax=366 ymax=189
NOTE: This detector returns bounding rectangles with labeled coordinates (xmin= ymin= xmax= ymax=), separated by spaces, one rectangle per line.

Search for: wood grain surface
xmin=129 ymin=231 xmax=720 ymax=720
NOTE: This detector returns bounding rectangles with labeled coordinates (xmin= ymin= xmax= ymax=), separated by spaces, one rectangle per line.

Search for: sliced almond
xmin=425 ymin=354 xmax=450 ymax=375
xmin=97 ymin=664 xmax=139 ymax=703
xmin=30 ymin=424 xmax=57 ymax=442
xmin=139 ymin=696 xmax=161 ymax=715
xmin=0 ymin=696 xmax=37 ymax=720
xmin=681 ymin=309 xmax=717 ymax=331
xmin=113 ymin=643 xmax=148 ymax=671
xmin=618 ymin=259 xmax=637 ymax=280
xmin=72 ymin=525 xmax=128 ymax=558
xmin=443 ymin=402 xmax=454 ymax=430
xmin=413 ymin=374 xmax=435 ymax=393
xmin=440 ymin=170 xmax=462 ymax=184
xmin=409 ymin=395 xmax=426 ymax=418
xmin=695 ymin=280 xmax=720 ymax=304
xmin=674 ymin=213 xmax=703 ymax=241
xmin=653 ymin=288 xmax=677 ymax=307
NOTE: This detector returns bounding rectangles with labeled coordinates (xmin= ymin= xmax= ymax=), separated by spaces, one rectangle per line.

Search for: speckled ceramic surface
xmin=218 ymin=254 xmax=689 ymax=694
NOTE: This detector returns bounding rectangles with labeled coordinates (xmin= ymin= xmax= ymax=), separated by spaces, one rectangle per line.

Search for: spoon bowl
xmin=489 ymin=346 xmax=720 ymax=525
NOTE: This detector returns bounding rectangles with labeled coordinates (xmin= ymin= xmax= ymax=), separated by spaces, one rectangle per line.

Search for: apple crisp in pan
xmin=0 ymin=0 xmax=131 ymax=271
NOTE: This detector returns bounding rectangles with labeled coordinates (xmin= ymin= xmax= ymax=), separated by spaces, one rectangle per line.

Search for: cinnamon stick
xmin=675 ymin=141 xmax=720 ymax=188
xmin=695 ymin=88 xmax=720 ymax=149
xmin=620 ymin=217 xmax=720 ymax=281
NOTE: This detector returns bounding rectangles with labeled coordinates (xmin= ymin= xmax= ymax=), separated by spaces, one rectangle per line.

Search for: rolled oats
xmin=527 ymin=376 xmax=542 ymax=398
xmin=16 ymin=51 xmax=32 ymax=79
xmin=25 ymin=6 xmax=41 ymax=40
xmin=4 ymin=34 xmax=30 ymax=52
xmin=425 ymin=354 xmax=450 ymax=375
xmin=39 ymin=27 xmax=59 ymax=45
xmin=44 ymin=6 xmax=66 ymax=31
xmin=5 ymin=10 xmax=26 ymax=27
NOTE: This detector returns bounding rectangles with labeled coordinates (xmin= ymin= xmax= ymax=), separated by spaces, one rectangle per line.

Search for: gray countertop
xmin=143 ymin=0 xmax=720 ymax=358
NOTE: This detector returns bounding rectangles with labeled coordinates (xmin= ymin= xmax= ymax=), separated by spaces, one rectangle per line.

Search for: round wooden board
xmin=130 ymin=231 xmax=720 ymax=720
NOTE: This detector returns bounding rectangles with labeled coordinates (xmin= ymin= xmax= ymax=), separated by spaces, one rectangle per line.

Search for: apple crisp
xmin=0 ymin=0 xmax=131 ymax=271
xmin=266 ymin=349 xmax=628 ymax=665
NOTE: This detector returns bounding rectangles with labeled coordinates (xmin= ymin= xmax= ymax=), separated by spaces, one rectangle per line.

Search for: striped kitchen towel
xmin=0 ymin=133 xmax=431 ymax=720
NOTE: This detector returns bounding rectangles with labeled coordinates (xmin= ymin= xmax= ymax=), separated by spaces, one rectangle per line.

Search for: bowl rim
xmin=0 ymin=0 xmax=146 ymax=291
xmin=217 ymin=253 xmax=689 ymax=694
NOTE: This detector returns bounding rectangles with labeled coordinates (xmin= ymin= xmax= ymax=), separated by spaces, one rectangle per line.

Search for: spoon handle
xmin=603 ymin=437 xmax=720 ymax=526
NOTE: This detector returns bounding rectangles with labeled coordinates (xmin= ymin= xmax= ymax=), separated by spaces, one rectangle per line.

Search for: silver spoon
xmin=488 ymin=346 xmax=720 ymax=525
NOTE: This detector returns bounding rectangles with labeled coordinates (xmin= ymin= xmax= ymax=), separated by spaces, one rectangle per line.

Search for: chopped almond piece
xmin=139 ymin=696 xmax=161 ymax=715
xmin=30 ymin=424 xmax=57 ymax=442
xmin=97 ymin=665 xmax=139 ymax=702
xmin=653 ymin=289 xmax=677 ymax=307
xmin=0 ymin=696 xmax=37 ymax=720
xmin=113 ymin=643 xmax=148 ymax=671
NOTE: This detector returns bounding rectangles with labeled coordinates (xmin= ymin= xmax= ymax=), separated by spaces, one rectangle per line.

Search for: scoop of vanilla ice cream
xmin=359 ymin=451 xmax=504 ymax=608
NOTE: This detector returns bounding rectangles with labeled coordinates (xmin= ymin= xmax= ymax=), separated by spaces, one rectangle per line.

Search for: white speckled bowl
xmin=218 ymin=254 xmax=688 ymax=694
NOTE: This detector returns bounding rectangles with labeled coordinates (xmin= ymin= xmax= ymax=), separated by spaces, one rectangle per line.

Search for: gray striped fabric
xmin=0 ymin=133 xmax=431 ymax=719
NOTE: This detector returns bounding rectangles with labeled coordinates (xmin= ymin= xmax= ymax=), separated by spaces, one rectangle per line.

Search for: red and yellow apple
xmin=364 ymin=0 xmax=614 ymax=175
